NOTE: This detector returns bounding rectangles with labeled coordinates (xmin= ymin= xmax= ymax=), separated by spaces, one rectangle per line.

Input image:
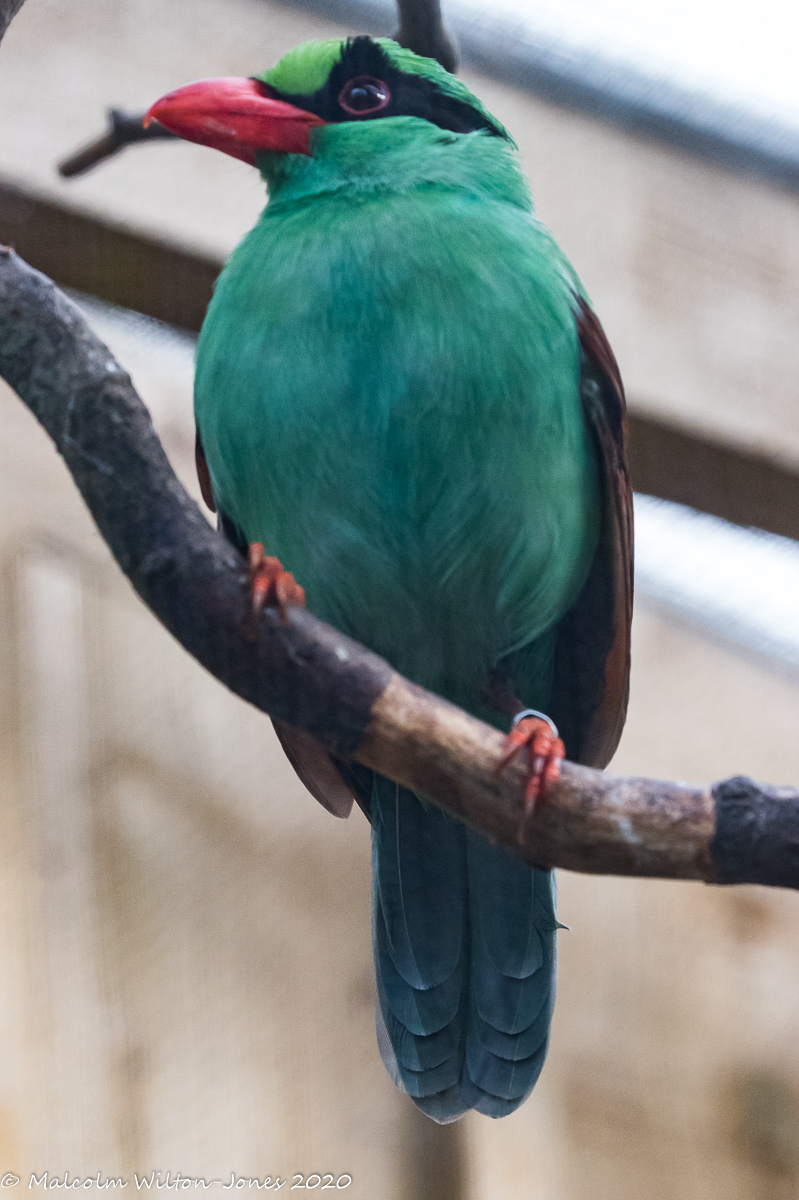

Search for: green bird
xmin=147 ymin=36 xmax=633 ymax=1122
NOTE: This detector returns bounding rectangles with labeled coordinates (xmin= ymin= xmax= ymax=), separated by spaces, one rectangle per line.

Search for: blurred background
xmin=1 ymin=0 xmax=799 ymax=1195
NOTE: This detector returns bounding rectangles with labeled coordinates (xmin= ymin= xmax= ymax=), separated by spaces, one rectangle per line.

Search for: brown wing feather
xmin=548 ymin=299 xmax=634 ymax=769
xmin=272 ymin=719 xmax=356 ymax=819
xmin=195 ymin=431 xmax=216 ymax=512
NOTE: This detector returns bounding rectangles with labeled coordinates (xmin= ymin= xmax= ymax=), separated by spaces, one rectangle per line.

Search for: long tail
xmin=370 ymin=772 xmax=557 ymax=1122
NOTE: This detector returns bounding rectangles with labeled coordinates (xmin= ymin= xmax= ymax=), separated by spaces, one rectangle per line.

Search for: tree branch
xmin=0 ymin=247 xmax=797 ymax=889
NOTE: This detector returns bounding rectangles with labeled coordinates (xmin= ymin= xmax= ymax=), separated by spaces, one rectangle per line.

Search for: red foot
xmin=498 ymin=711 xmax=565 ymax=821
xmin=248 ymin=543 xmax=305 ymax=621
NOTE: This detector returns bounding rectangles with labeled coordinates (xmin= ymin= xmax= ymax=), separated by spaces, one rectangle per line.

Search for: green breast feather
xmin=195 ymin=117 xmax=598 ymax=717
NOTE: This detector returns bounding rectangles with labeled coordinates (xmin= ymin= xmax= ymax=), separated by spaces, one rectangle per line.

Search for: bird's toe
xmin=247 ymin=543 xmax=306 ymax=620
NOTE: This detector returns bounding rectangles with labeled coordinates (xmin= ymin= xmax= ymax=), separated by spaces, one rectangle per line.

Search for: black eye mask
xmin=267 ymin=37 xmax=505 ymax=138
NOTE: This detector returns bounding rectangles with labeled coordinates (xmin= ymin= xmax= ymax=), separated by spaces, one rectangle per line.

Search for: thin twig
xmin=0 ymin=248 xmax=797 ymax=889
xmin=58 ymin=111 xmax=176 ymax=179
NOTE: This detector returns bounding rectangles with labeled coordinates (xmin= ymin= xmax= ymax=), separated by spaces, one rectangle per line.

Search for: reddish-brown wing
xmin=547 ymin=298 xmax=634 ymax=769
xmin=195 ymin=431 xmax=216 ymax=512
xmin=271 ymin=719 xmax=357 ymax=819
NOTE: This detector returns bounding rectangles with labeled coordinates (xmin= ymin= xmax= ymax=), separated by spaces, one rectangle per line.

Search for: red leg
xmin=248 ymin=543 xmax=305 ymax=620
xmin=498 ymin=710 xmax=565 ymax=821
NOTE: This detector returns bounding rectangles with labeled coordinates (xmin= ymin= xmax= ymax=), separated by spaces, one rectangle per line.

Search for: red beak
xmin=144 ymin=77 xmax=326 ymax=162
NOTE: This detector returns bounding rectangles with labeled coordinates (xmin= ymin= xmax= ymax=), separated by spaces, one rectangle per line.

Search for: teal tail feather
xmin=370 ymin=772 xmax=557 ymax=1122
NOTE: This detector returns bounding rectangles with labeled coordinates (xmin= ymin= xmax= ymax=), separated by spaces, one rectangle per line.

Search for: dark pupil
xmin=349 ymin=83 xmax=382 ymax=109
xmin=338 ymin=76 xmax=390 ymax=115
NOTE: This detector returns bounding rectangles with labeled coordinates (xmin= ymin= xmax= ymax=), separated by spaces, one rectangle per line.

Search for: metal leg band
xmin=512 ymin=708 xmax=559 ymax=738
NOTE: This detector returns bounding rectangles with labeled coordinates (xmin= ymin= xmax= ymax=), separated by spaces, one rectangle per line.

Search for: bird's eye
xmin=338 ymin=76 xmax=391 ymax=116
